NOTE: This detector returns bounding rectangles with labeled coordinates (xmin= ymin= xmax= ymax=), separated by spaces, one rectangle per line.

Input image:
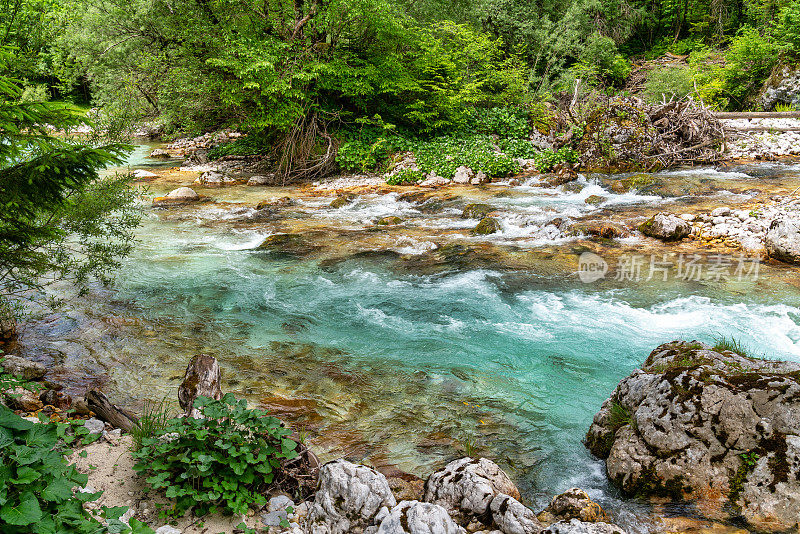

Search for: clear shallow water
xmin=22 ymin=158 xmax=800 ymax=530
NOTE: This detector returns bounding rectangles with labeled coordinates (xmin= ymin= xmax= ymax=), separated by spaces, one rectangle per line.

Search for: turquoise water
xmin=23 ymin=156 xmax=800 ymax=530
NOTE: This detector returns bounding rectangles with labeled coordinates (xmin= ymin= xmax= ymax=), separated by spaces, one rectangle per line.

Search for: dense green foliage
xmin=132 ymin=394 xmax=298 ymax=517
xmin=0 ymin=49 xmax=139 ymax=319
xmin=0 ymin=403 xmax=152 ymax=534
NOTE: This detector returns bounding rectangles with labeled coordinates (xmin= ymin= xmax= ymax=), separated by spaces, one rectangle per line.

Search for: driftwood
xmin=85 ymin=390 xmax=138 ymax=432
xmin=178 ymin=354 xmax=222 ymax=417
xmin=714 ymin=111 xmax=800 ymax=119
xmin=723 ymin=125 xmax=800 ymax=132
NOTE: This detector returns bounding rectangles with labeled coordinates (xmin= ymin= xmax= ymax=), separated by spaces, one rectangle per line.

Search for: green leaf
xmin=0 ymin=492 xmax=43 ymax=526
xmin=11 ymin=466 xmax=42 ymax=484
xmin=41 ymin=477 xmax=73 ymax=502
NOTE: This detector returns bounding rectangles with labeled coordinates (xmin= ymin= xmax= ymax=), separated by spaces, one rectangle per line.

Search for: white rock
xmin=711 ymin=207 xmax=731 ymax=217
xmin=542 ymin=519 xmax=627 ymax=534
xmin=679 ymin=213 xmax=695 ymax=222
xmin=155 ymin=527 xmax=182 ymax=534
xmin=133 ymin=169 xmax=159 ymax=178
xmin=269 ymin=495 xmax=295 ymax=512
xmin=165 ymin=187 xmax=199 ymax=200
xmin=452 ymin=166 xmax=474 ymax=184
xmin=84 ymin=418 xmax=105 ymax=434
xmin=490 ymin=493 xmax=542 ymax=534
xmin=377 ymin=501 xmax=466 ymax=534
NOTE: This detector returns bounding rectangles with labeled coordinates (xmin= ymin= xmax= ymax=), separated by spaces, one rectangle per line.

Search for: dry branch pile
xmin=558 ymin=94 xmax=724 ymax=171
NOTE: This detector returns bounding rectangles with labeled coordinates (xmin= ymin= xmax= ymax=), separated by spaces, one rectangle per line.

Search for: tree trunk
xmin=85 ymin=390 xmax=138 ymax=432
xmin=177 ymin=354 xmax=222 ymax=417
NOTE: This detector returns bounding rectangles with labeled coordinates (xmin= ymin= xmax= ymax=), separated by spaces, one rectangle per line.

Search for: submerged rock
xmin=764 ymin=217 xmax=800 ymax=264
xmin=166 ymin=187 xmax=200 ymax=200
xmin=638 ymin=213 xmax=690 ymax=241
xmin=307 ymin=459 xmax=397 ymax=534
xmin=586 ymin=340 xmax=800 ymax=532
xmin=461 ymin=204 xmax=495 ymax=220
xmin=584 ymin=195 xmax=606 ymax=206
xmin=423 ymin=457 xmax=520 ymax=524
xmin=330 ymin=195 xmax=354 ymax=209
xmin=376 ymin=216 xmax=403 ymax=226
xmin=258 ymin=233 xmax=320 ymax=256
xmin=471 ymin=218 xmax=501 ymax=236
xmin=377 ymin=501 xmax=466 ymax=534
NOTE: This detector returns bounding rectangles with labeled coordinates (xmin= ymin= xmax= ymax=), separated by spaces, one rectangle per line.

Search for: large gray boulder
xmin=638 ymin=213 xmax=690 ymax=241
xmin=759 ymin=64 xmax=800 ymax=110
xmin=424 ymin=457 xmax=520 ymax=523
xmin=586 ymin=340 xmax=800 ymax=532
xmin=307 ymin=459 xmax=397 ymax=534
xmin=377 ymin=501 xmax=466 ymax=534
xmin=765 ymin=217 xmax=800 ymax=264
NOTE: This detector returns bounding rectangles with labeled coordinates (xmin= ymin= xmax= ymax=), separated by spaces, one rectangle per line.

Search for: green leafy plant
xmin=386 ymin=169 xmax=426 ymax=185
xmin=607 ymin=400 xmax=634 ymax=432
xmin=0 ymin=404 xmax=151 ymax=533
xmin=501 ymin=138 xmax=537 ymax=158
xmin=467 ymin=106 xmax=531 ymax=138
xmin=533 ymin=147 xmax=578 ymax=172
xmin=412 ymin=136 xmax=519 ymax=178
xmin=132 ymin=394 xmax=298 ymax=517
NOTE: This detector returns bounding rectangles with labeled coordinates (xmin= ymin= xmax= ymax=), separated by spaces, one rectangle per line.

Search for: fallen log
xmin=85 ymin=390 xmax=138 ymax=432
xmin=178 ymin=354 xmax=222 ymax=417
xmin=723 ymin=125 xmax=800 ymax=132
xmin=714 ymin=111 xmax=800 ymax=119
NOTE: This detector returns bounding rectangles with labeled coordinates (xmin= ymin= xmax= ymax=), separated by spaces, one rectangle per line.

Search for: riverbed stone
xmin=462 ymin=204 xmax=494 ymax=219
xmin=307 ymin=459 xmax=397 ymax=534
xmin=376 ymin=501 xmax=466 ymax=534
xmin=764 ymin=217 xmax=800 ymax=264
xmin=490 ymin=493 xmax=542 ymax=534
xmin=471 ymin=218 xmax=501 ymax=236
xmin=542 ymin=519 xmax=627 ymax=534
xmin=0 ymin=355 xmax=46 ymax=380
xmin=166 ymin=187 xmax=199 ymax=200
xmin=84 ymin=417 xmax=105 ymax=434
xmin=453 ymin=166 xmax=475 ymax=184
xmin=423 ymin=457 xmax=520 ymax=524
xmin=638 ymin=213 xmax=691 ymax=241
xmin=586 ymin=340 xmax=800 ymax=532
xmin=536 ymin=488 xmax=607 ymax=525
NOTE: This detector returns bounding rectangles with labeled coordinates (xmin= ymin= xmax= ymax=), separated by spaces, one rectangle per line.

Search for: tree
xmin=0 ymin=48 xmax=139 ymax=343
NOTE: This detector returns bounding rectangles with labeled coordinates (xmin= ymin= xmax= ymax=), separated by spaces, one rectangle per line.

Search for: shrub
xmin=386 ymin=169 xmax=426 ymax=185
xmin=578 ymin=33 xmax=631 ymax=86
xmin=412 ymin=136 xmax=519 ymax=178
xmin=0 ymin=405 xmax=152 ymax=533
xmin=501 ymin=138 xmax=537 ymax=158
xmin=467 ymin=106 xmax=531 ymax=138
xmin=774 ymin=2 xmax=800 ymax=57
xmin=533 ymin=147 xmax=578 ymax=172
xmin=336 ymin=137 xmax=394 ymax=173
xmin=723 ymin=27 xmax=777 ymax=108
xmin=207 ymin=135 xmax=267 ymax=160
xmin=132 ymin=394 xmax=298 ymax=517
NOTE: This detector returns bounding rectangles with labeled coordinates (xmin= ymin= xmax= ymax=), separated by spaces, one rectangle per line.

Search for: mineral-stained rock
xmin=638 ymin=213 xmax=691 ymax=241
xmin=764 ymin=217 xmax=800 ymax=264
xmin=3 ymin=386 xmax=43 ymax=411
xmin=152 ymin=187 xmax=201 ymax=206
xmin=376 ymin=216 xmax=403 ymax=226
xmin=490 ymin=493 xmax=543 ymax=534
xmin=307 ymin=459 xmax=397 ymax=534
xmin=0 ymin=355 xmax=46 ymax=380
xmin=541 ymin=519 xmax=627 ymax=534
xmin=584 ymin=195 xmax=606 ymax=206
xmin=537 ymin=488 xmax=608 ymax=525
xmin=423 ymin=457 xmax=520 ymax=523
xmin=471 ymin=218 xmax=501 ymax=236
xmin=377 ymin=501 xmax=466 ymax=534
xmin=330 ymin=194 xmax=356 ymax=208
xmin=586 ymin=340 xmax=800 ymax=532
xmin=258 ymin=233 xmax=321 ymax=256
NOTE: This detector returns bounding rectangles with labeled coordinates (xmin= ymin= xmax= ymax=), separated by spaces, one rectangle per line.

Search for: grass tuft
xmin=130 ymin=397 xmax=172 ymax=451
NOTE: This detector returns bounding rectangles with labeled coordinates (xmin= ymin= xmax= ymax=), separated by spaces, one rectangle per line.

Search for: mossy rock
xmin=256 ymin=197 xmax=293 ymax=210
xmin=471 ymin=217 xmax=501 ymax=235
xmin=562 ymin=182 xmax=585 ymax=193
xmin=461 ymin=203 xmax=494 ymax=219
xmin=621 ymin=173 xmax=657 ymax=190
xmin=257 ymin=233 xmax=321 ymax=256
xmin=376 ymin=216 xmax=403 ymax=226
xmin=585 ymin=195 xmax=607 ymax=206
xmin=330 ymin=194 xmax=356 ymax=208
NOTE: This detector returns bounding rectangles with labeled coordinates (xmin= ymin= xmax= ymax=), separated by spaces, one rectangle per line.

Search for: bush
xmin=386 ymin=169 xmax=426 ymax=185
xmin=578 ymin=33 xmax=631 ymax=86
xmin=723 ymin=27 xmax=777 ymax=107
xmin=207 ymin=135 xmax=269 ymax=160
xmin=774 ymin=2 xmax=800 ymax=57
xmin=336 ymin=137 xmax=394 ymax=173
xmin=132 ymin=394 xmax=298 ymax=517
xmin=412 ymin=136 xmax=519 ymax=178
xmin=467 ymin=106 xmax=531 ymax=138
xmin=0 ymin=405 xmax=152 ymax=533
xmin=533 ymin=147 xmax=578 ymax=172
xmin=501 ymin=138 xmax=537 ymax=158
